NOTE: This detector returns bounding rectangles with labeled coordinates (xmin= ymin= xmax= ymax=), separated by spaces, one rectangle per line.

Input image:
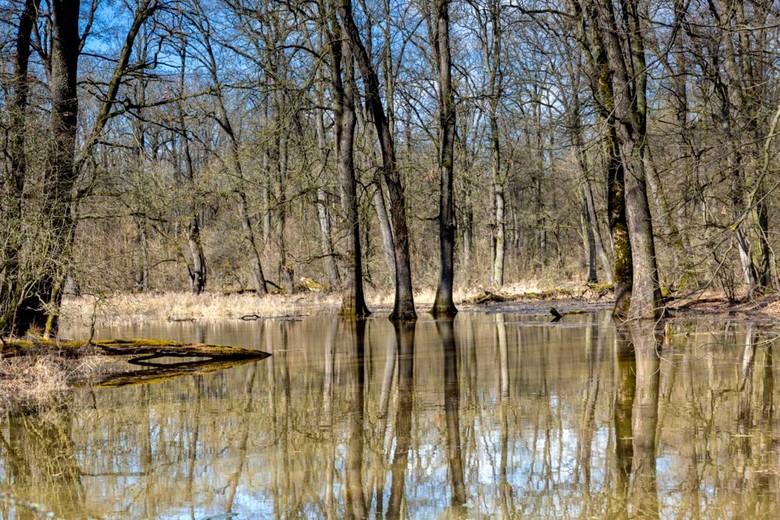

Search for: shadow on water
xmin=5 ymin=313 xmax=780 ymax=517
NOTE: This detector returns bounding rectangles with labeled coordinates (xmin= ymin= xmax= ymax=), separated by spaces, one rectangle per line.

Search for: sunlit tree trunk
xmin=572 ymin=0 xmax=632 ymax=317
xmin=35 ymin=0 xmax=82 ymax=337
xmin=325 ymin=5 xmax=370 ymax=318
xmin=431 ymin=0 xmax=457 ymax=317
xmin=313 ymin=78 xmax=342 ymax=290
xmin=174 ymin=37 xmax=206 ymax=295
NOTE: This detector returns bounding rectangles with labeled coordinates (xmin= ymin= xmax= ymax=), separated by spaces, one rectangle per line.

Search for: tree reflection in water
xmin=436 ymin=317 xmax=466 ymax=510
xmin=3 ymin=313 xmax=779 ymax=517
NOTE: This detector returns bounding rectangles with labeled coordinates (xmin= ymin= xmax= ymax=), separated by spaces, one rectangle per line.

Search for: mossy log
xmin=1 ymin=338 xmax=269 ymax=361
xmin=0 ymin=338 xmax=271 ymax=388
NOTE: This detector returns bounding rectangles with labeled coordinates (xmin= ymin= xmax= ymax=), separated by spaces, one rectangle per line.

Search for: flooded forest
xmin=2 ymin=0 xmax=780 ymax=518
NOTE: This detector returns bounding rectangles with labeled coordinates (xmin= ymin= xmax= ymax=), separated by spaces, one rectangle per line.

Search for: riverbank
xmin=4 ymin=284 xmax=780 ymax=413
xmin=58 ymin=284 xmax=780 ymax=327
xmin=59 ymin=282 xmax=608 ymax=327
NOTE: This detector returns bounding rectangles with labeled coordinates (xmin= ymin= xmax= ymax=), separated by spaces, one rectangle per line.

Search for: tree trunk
xmin=176 ymin=41 xmax=207 ymax=295
xmin=569 ymin=57 xmax=612 ymax=284
xmin=36 ymin=0 xmax=82 ymax=337
xmin=373 ymin=178 xmax=397 ymax=285
xmin=593 ymin=0 xmax=661 ymax=320
xmin=1 ymin=0 xmax=40 ymax=336
xmin=314 ymin=82 xmax=342 ymax=290
xmin=339 ymin=0 xmax=416 ymax=320
xmin=572 ymin=0 xmax=633 ymax=316
xmin=431 ymin=0 xmax=458 ymax=318
xmin=327 ymin=17 xmax=370 ymax=317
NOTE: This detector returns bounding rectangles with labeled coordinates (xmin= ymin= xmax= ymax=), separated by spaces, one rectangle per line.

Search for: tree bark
xmin=593 ymin=0 xmax=661 ymax=320
xmin=431 ymin=0 xmax=458 ymax=317
xmin=175 ymin=38 xmax=206 ymax=295
xmin=35 ymin=0 xmax=82 ymax=337
xmin=326 ymin=11 xmax=370 ymax=318
xmin=574 ymin=0 xmax=633 ymax=317
xmin=314 ymin=79 xmax=342 ymax=290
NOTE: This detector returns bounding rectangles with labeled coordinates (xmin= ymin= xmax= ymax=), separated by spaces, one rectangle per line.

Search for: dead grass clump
xmin=61 ymin=291 xmax=344 ymax=327
xmin=0 ymin=351 xmax=117 ymax=412
xmin=0 ymin=355 xmax=69 ymax=408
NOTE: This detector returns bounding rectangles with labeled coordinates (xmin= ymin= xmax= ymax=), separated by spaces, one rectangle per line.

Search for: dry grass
xmin=0 ymin=351 xmax=114 ymax=412
xmin=60 ymin=280 xmax=587 ymax=327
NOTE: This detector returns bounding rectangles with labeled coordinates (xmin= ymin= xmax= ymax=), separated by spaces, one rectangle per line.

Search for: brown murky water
xmin=2 ymin=312 xmax=778 ymax=518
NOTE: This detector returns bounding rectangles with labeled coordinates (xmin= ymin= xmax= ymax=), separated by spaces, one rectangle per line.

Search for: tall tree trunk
xmin=314 ymin=78 xmax=342 ymax=290
xmin=574 ymin=0 xmax=633 ymax=317
xmin=594 ymin=0 xmax=661 ymax=320
xmin=373 ymin=178 xmax=397 ymax=285
xmin=1 ymin=0 xmax=40 ymax=335
xmin=479 ymin=0 xmax=505 ymax=288
xmin=175 ymin=39 xmax=206 ymax=295
xmin=569 ymin=55 xmax=612 ymax=284
xmin=35 ymin=0 xmax=82 ymax=337
xmin=12 ymin=0 xmax=157 ymax=336
xmin=431 ymin=0 xmax=458 ymax=317
xmin=326 ymin=13 xmax=370 ymax=317
xmin=339 ymin=0 xmax=416 ymax=320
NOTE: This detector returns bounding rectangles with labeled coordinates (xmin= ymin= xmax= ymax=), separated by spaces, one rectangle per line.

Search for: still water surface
xmin=3 ymin=312 xmax=778 ymax=518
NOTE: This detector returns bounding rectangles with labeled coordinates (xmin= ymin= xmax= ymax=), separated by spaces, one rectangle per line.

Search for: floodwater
xmin=2 ymin=311 xmax=779 ymax=518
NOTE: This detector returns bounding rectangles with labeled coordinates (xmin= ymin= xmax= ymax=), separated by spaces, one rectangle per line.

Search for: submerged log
xmin=89 ymin=358 xmax=262 ymax=388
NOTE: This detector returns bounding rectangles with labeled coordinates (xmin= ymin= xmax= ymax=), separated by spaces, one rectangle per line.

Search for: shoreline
xmin=3 ymin=287 xmax=779 ymax=414
xmin=58 ymin=287 xmax=780 ymax=328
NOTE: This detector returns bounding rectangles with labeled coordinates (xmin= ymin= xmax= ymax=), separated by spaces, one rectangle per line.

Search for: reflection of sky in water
xmin=5 ymin=314 xmax=778 ymax=518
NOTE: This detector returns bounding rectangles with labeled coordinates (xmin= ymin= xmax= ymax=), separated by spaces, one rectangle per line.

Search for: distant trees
xmin=5 ymin=0 xmax=780 ymax=334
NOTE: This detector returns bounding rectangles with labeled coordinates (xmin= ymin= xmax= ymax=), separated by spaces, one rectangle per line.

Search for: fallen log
xmin=1 ymin=338 xmax=270 ymax=363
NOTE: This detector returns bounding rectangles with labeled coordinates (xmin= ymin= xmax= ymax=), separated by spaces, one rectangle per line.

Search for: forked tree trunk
xmin=595 ymin=0 xmax=661 ymax=320
xmin=326 ymin=6 xmax=369 ymax=317
xmin=339 ymin=0 xmax=416 ymax=320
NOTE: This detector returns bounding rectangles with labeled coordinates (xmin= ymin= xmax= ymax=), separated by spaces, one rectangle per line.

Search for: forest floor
xmin=3 ymin=283 xmax=780 ymax=412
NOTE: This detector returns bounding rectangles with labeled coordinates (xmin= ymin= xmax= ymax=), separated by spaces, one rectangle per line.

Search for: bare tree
xmin=323 ymin=0 xmax=370 ymax=317
xmin=430 ymin=0 xmax=458 ymax=317
xmin=338 ymin=0 xmax=416 ymax=321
